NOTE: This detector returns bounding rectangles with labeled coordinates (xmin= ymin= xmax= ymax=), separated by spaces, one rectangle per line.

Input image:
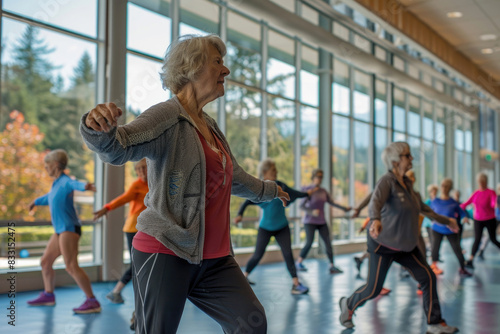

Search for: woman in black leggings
xmin=235 ymin=159 xmax=316 ymax=294
xmin=339 ymin=142 xmax=459 ymax=333
xmin=296 ymin=169 xmax=351 ymax=274
xmin=429 ymin=178 xmax=472 ymax=277
xmin=461 ymin=173 xmax=500 ymax=268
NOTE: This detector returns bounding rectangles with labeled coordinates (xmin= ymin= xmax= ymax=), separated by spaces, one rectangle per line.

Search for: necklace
xmin=189 ymin=113 xmax=227 ymax=186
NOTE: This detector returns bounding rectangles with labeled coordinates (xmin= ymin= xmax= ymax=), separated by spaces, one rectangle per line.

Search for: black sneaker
xmin=330 ymin=265 xmax=344 ymax=274
xmin=465 ymin=260 xmax=474 ymax=269
xmin=354 ymin=257 xmax=362 ymax=272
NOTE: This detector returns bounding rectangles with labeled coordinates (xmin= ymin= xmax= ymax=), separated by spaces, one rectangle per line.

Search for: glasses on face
xmin=400 ymin=153 xmax=412 ymax=159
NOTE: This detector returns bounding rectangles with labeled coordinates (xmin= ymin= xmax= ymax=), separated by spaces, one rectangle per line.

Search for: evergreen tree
xmin=2 ymin=26 xmax=94 ymax=179
xmin=72 ymin=51 xmax=94 ymax=88
xmin=12 ymin=25 xmax=56 ymax=92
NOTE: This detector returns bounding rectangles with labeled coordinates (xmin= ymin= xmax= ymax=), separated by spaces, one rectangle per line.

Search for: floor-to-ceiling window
xmin=331 ymin=59 xmax=351 ymax=240
xmin=374 ymin=80 xmax=388 ymax=181
xmin=1 ymin=0 xmax=489 ymax=272
xmin=1 ymin=0 xmax=100 ymax=269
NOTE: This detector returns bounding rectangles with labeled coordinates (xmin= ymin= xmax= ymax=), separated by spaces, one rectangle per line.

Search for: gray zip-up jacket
xmin=369 ymin=171 xmax=451 ymax=251
xmin=80 ymin=96 xmax=278 ymax=264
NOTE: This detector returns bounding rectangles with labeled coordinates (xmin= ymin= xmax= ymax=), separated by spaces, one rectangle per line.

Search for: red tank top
xmin=132 ymin=130 xmax=233 ymax=259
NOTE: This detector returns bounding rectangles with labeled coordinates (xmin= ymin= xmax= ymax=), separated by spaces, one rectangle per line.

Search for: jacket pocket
xmin=182 ymin=194 xmax=201 ymax=229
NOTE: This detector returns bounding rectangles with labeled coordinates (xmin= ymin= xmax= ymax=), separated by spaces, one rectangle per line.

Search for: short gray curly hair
xmin=160 ymin=34 xmax=227 ymax=94
xmin=381 ymin=142 xmax=409 ymax=170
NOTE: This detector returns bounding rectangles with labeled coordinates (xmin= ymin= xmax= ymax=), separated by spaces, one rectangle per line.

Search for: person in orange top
xmin=93 ymin=158 xmax=149 ymax=304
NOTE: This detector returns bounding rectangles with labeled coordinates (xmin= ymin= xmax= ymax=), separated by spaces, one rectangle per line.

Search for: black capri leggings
xmin=299 ymin=224 xmax=334 ymax=263
xmin=471 ymin=218 xmax=500 ymax=257
xmin=245 ymin=226 xmax=297 ymax=278
xmin=430 ymin=230 xmax=465 ymax=270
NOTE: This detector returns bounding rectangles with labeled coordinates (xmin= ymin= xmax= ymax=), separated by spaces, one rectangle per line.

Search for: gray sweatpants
xmin=347 ymin=235 xmax=444 ymax=325
xmin=132 ymin=249 xmax=267 ymax=334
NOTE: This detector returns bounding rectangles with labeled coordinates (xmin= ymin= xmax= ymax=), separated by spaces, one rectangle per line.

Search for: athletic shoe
xmin=465 ymin=260 xmax=474 ymax=269
xmin=426 ymin=321 xmax=458 ymax=333
xmin=478 ymin=249 xmax=485 ymax=260
xmin=296 ymin=261 xmax=307 ymax=272
xmin=246 ymin=277 xmax=256 ymax=285
xmin=329 ymin=265 xmax=344 ymax=274
xmin=106 ymin=291 xmax=124 ymax=304
xmin=354 ymin=257 xmax=362 ymax=272
xmin=291 ymin=283 xmax=309 ymax=295
xmin=416 ymin=287 xmax=423 ymax=296
xmin=27 ymin=292 xmax=55 ymax=306
xmin=379 ymin=287 xmax=391 ymax=296
xmin=459 ymin=268 xmax=473 ymax=277
xmin=430 ymin=264 xmax=444 ymax=275
xmin=130 ymin=311 xmax=135 ymax=331
xmin=73 ymin=297 xmax=101 ymax=314
xmin=339 ymin=297 xmax=354 ymax=328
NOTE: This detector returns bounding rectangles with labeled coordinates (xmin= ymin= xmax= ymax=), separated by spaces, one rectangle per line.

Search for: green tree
xmin=7 ymin=26 xmax=60 ymax=128
xmin=58 ymin=51 xmax=96 ymax=178
xmin=2 ymin=26 xmax=95 ymax=179
xmin=224 ymin=41 xmax=300 ymax=219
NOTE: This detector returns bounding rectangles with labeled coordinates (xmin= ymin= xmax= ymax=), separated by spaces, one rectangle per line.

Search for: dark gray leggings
xmin=299 ymin=224 xmax=333 ymax=263
xmin=132 ymin=249 xmax=266 ymax=334
xmin=119 ymin=232 xmax=136 ymax=285
xmin=430 ymin=230 xmax=465 ymax=269
xmin=347 ymin=235 xmax=444 ymax=325
xmin=245 ymin=226 xmax=297 ymax=278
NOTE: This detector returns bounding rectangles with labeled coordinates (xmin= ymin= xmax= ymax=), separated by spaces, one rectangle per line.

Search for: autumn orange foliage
xmin=0 ymin=111 xmax=53 ymax=221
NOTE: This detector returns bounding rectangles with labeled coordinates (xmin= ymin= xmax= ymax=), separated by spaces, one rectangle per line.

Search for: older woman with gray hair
xmin=80 ymin=35 xmax=289 ymax=333
xmin=27 ymin=149 xmax=100 ymax=313
xmin=339 ymin=142 xmax=459 ymax=334
xmin=429 ymin=178 xmax=471 ymax=277
xmin=460 ymin=172 xmax=500 ymax=268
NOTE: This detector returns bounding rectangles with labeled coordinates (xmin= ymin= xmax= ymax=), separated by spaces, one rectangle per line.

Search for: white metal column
xmin=260 ymin=23 xmax=268 ymax=161
xmin=102 ymin=0 xmax=127 ymax=281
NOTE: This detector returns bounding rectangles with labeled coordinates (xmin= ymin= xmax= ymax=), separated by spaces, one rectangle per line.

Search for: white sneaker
xmin=338 ymin=297 xmax=354 ymax=328
xmin=426 ymin=321 xmax=458 ymax=333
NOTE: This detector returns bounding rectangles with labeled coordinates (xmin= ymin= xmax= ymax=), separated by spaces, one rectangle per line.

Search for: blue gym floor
xmin=1 ymin=238 xmax=499 ymax=333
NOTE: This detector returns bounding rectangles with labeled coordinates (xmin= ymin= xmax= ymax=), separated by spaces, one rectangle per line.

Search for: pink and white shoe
xmin=73 ymin=297 xmax=101 ymax=314
xmin=27 ymin=292 xmax=55 ymax=306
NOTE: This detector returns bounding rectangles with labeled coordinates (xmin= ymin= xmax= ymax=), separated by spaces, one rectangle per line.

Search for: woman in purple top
xmin=429 ymin=178 xmax=472 ymax=277
xmin=296 ymin=169 xmax=351 ymax=274
xmin=461 ymin=173 xmax=500 ymax=268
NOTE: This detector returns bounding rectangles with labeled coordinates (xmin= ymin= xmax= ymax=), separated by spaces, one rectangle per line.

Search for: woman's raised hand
xmin=93 ymin=207 xmax=109 ymax=221
xmin=85 ymin=102 xmax=123 ymax=132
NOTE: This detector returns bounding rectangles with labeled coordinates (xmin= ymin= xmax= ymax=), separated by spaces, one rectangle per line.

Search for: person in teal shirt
xmin=235 ymin=159 xmax=317 ymax=295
